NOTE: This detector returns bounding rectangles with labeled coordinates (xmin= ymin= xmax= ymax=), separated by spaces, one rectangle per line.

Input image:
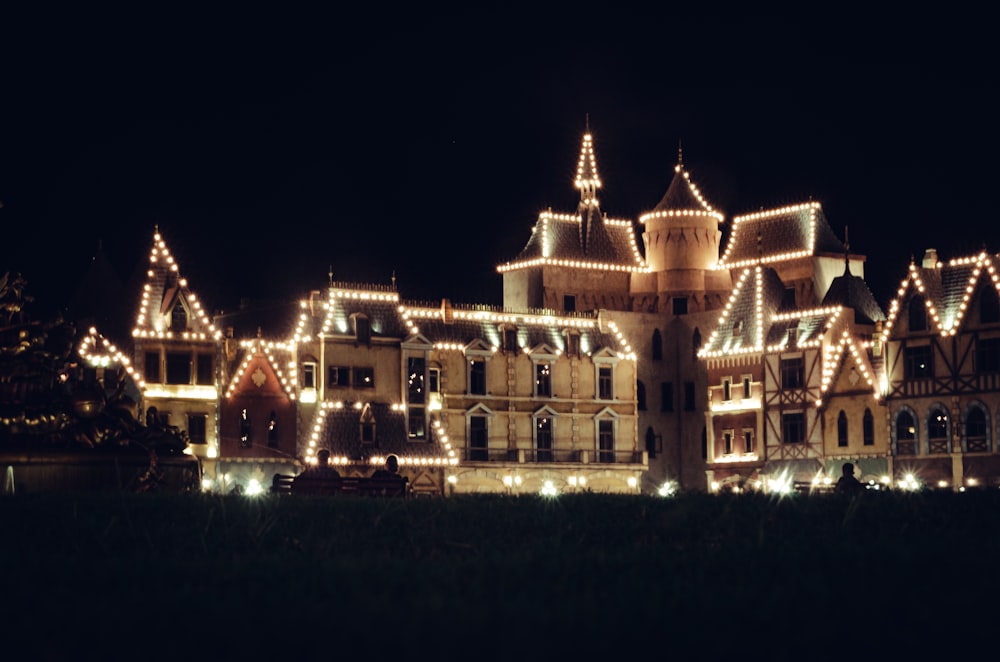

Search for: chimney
xmin=922 ymin=248 xmax=939 ymax=268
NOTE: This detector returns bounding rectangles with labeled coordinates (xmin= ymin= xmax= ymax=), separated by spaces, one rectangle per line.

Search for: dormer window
xmin=732 ymin=320 xmax=743 ymax=337
xmin=359 ymin=403 xmax=376 ymax=444
xmin=352 ymin=314 xmax=371 ymax=344
xmin=170 ymin=304 xmax=188 ymax=333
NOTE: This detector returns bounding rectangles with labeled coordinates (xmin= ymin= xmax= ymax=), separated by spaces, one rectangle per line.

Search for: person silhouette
xmin=835 ymin=462 xmax=864 ymax=495
xmin=370 ymin=454 xmax=404 ymax=480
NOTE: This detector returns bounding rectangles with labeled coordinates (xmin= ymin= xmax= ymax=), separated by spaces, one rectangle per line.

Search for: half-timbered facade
xmin=881 ymin=249 xmax=1000 ymax=489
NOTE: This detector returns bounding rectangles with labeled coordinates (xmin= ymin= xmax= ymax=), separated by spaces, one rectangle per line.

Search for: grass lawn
xmin=2 ymin=489 xmax=998 ymax=660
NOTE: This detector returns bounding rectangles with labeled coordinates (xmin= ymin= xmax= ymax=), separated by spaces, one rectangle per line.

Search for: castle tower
xmin=631 ymin=147 xmax=731 ymax=314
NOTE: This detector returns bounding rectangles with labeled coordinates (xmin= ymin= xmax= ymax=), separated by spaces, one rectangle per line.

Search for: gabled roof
xmin=398 ymin=304 xmax=636 ymax=359
xmin=223 ymin=337 xmax=297 ymax=401
xmin=882 ymin=250 xmax=1000 ymax=339
xmin=717 ymin=202 xmax=846 ymax=269
xmin=132 ymin=226 xmax=220 ymax=341
xmin=699 ymin=266 xmax=787 ymax=357
xmin=497 ymin=130 xmax=645 ymax=275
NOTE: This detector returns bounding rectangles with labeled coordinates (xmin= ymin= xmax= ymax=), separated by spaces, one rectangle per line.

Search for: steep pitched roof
xmin=718 ymin=201 xmax=846 ymax=269
xmin=132 ymin=226 xmax=221 ymax=341
xmin=698 ymin=266 xmax=788 ymax=357
xmin=822 ymin=260 xmax=886 ymax=325
xmin=643 ymin=161 xmax=724 ymax=219
xmin=310 ymin=402 xmax=446 ymax=463
xmin=882 ymin=250 xmax=1000 ymax=339
xmin=497 ymin=130 xmax=645 ymax=275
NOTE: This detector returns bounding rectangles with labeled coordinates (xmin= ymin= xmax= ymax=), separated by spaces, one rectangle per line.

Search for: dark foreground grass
xmin=3 ymin=490 xmax=999 ymax=660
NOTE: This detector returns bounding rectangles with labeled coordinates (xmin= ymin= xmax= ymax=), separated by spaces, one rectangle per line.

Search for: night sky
xmin=1 ymin=6 xmax=995 ymax=320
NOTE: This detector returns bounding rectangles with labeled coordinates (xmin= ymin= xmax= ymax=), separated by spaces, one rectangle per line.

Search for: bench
xmin=272 ymin=472 xmax=410 ymax=498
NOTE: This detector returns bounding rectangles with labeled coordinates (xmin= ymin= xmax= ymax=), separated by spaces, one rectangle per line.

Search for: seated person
xmin=370 ymin=454 xmax=405 ymax=481
xmin=291 ymin=449 xmax=341 ymax=495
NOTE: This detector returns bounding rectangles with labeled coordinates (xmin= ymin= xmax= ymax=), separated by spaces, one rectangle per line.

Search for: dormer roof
xmin=698 ymin=266 xmax=788 ymax=357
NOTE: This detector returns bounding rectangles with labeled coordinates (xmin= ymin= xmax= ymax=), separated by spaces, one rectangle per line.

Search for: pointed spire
xmin=574 ymin=120 xmax=602 ymax=252
xmin=328 ymin=265 xmax=334 ymax=287
xmin=677 ymin=139 xmax=683 ymax=167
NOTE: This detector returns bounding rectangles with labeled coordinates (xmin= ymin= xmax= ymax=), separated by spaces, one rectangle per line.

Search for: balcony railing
xmin=463 ymin=448 xmax=646 ymax=465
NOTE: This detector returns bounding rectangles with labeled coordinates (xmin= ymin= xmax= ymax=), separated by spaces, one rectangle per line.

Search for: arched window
xmin=908 ymin=296 xmax=928 ymax=332
xmin=863 ymin=409 xmax=875 ymax=446
xmin=965 ymin=405 xmax=989 ymax=452
xmin=927 ymin=406 xmax=949 ymax=454
xmin=652 ymin=329 xmax=663 ymax=360
xmin=837 ymin=410 xmax=848 ymax=447
xmin=895 ymin=410 xmax=916 ymax=455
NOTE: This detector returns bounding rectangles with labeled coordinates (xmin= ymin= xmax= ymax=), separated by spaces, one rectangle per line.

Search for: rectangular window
xmin=503 ymin=327 xmax=518 ymax=352
xmin=660 ymin=382 xmax=674 ymax=412
xmin=722 ymin=378 xmax=732 ymax=401
xmin=782 ymin=412 xmax=806 ymax=444
xmin=329 ymin=366 xmax=350 ymax=386
xmin=407 ymin=357 xmax=426 ymax=404
xmin=165 ymin=352 xmax=191 ymax=385
xmin=683 ymin=381 xmax=696 ymax=411
xmin=429 ymin=368 xmax=440 ymax=393
xmin=535 ymin=363 xmax=552 ymax=397
xmin=144 ymin=351 xmax=161 ymax=383
xmin=469 ymin=360 xmax=486 ymax=395
xmin=723 ymin=430 xmax=733 ymax=455
xmin=408 ymin=408 xmax=426 ymax=439
xmin=536 ymin=417 xmax=553 ymax=462
xmin=743 ymin=429 xmax=754 ymax=454
xmin=353 ymin=367 xmax=375 ymax=388
xmin=904 ymin=345 xmax=933 ymax=379
xmin=361 ymin=421 xmax=375 ymax=443
xmin=780 ymin=357 xmax=803 ymax=390
xmin=196 ymin=353 xmax=214 ymax=385
xmin=469 ymin=416 xmax=488 ymax=461
xmin=672 ymin=297 xmax=688 ymax=315
xmin=302 ymin=363 xmax=316 ymax=389
xmin=563 ymin=295 xmax=576 ymax=312
xmin=598 ymin=420 xmax=615 ymax=463
xmin=742 ymin=376 xmax=752 ymax=399
xmin=187 ymin=414 xmax=207 ymax=444
xmin=598 ymin=366 xmax=613 ymax=399
xmin=976 ymin=337 xmax=1000 ymax=374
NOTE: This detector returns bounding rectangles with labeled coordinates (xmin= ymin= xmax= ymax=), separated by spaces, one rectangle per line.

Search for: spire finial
xmin=843 ymin=225 xmax=851 ymax=274
xmin=585 ymin=113 xmax=590 ymax=134
xmin=391 ymin=270 xmax=396 ymax=288
xmin=677 ymin=139 xmax=683 ymax=167
xmin=328 ymin=265 xmax=333 ymax=286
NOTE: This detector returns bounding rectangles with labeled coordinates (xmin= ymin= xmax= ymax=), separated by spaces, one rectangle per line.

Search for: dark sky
xmin=1 ymin=6 xmax=996 ymax=319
